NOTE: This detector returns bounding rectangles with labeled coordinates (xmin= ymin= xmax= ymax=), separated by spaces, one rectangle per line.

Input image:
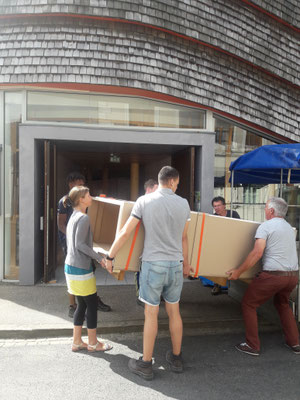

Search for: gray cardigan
xmin=65 ymin=210 xmax=102 ymax=270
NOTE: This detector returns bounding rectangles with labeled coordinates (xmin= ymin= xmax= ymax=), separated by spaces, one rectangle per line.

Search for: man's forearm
xmin=106 ymin=216 xmax=140 ymax=262
xmin=108 ymin=230 xmax=130 ymax=258
xmin=236 ymin=250 xmax=262 ymax=276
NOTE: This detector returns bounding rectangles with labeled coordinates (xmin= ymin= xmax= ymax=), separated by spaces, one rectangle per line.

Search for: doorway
xmin=19 ymin=125 xmax=215 ymax=284
xmin=46 ymin=140 xmax=196 ymax=283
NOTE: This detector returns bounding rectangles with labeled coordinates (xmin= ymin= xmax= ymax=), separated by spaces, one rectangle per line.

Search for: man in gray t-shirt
xmin=227 ymin=197 xmax=299 ymax=356
xmin=131 ymin=185 xmax=190 ymax=262
xmin=105 ymin=166 xmax=193 ymax=380
xmin=135 ymin=179 xmax=158 ymax=307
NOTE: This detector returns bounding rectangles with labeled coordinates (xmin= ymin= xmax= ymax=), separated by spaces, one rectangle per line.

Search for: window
xmin=27 ymin=91 xmax=206 ymax=129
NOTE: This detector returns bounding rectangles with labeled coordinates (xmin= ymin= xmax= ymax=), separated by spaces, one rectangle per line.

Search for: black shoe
xmin=166 ymin=350 xmax=183 ymax=373
xmin=136 ymin=298 xmax=145 ymax=308
xmin=68 ymin=305 xmax=76 ymax=318
xmin=128 ymin=357 xmax=154 ymax=381
xmin=97 ymin=296 xmax=111 ymax=312
xmin=211 ymin=284 xmax=222 ymax=296
xmin=285 ymin=343 xmax=300 ymax=354
xmin=235 ymin=342 xmax=260 ymax=356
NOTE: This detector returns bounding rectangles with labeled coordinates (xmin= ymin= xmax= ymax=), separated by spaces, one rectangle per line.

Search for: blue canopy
xmin=229 ymin=144 xmax=300 ymax=184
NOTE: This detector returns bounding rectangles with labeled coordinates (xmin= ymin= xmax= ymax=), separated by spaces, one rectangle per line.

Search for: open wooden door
xmin=172 ymin=147 xmax=195 ymax=210
xmin=43 ymin=140 xmax=57 ymax=282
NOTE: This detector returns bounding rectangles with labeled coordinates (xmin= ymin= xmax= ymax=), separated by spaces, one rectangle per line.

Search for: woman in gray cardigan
xmin=64 ymin=186 xmax=112 ymax=352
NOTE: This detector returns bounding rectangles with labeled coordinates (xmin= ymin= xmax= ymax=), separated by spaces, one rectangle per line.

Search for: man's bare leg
xmin=143 ymin=304 xmax=159 ymax=361
xmin=165 ymin=301 xmax=183 ymax=355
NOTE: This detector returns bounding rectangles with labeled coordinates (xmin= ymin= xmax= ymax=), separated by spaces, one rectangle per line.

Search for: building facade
xmin=0 ymin=0 xmax=299 ymax=284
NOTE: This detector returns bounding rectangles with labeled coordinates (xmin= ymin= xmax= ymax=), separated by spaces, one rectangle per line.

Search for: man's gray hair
xmin=267 ymin=197 xmax=288 ymax=217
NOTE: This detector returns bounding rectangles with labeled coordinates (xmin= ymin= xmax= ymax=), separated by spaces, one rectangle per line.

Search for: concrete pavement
xmin=0 ymin=280 xmax=279 ymax=339
xmin=1 ymin=332 xmax=300 ymax=400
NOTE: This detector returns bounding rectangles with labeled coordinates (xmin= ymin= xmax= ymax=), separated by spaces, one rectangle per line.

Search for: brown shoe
xmin=235 ymin=342 xmax=260 ymax=356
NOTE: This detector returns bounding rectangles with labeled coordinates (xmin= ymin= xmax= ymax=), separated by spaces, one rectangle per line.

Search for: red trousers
xmin=242 ymin=271 xmax=299 ymax=350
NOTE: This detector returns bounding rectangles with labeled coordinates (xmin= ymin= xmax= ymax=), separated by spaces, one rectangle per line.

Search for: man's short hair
xmin=158 ymin=166 xmax=179 ymax=185
xmin=144 ymin=179 xmax=158 ymax=192
xmin=267 ymin=197 xmax=288 ymax=217
xmin=66 ymin=172 xmax=85 ymax=185
xmin=212 ymin=196 xmax=226 ymax=206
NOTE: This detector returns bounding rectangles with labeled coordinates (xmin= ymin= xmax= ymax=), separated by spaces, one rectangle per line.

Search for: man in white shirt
xmin=227 ymin=197 xmax=299 ymax=356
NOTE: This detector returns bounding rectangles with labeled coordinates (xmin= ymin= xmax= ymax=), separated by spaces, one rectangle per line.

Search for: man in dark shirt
xmin=212 ymin=196 xmax=240 ymax=219
xmin=211 ymin=196 xmax=240 ymax=295
xmin=57 ymin=172 xmax=111 ymax=317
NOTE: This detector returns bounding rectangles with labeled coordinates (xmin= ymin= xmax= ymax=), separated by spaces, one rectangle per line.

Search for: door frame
xmin=43 ymin=140 xmax=57 ymax=283
xmin=19 ymin=124 xmax=215 ymax=284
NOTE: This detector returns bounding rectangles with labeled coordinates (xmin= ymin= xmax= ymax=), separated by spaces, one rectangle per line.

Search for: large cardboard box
xmin=190 ymin=213 xmax=261 ymax=280
xmin=88 ymin=197 xmax=144 ymax=275
xmin=187 ymin=212 xmax=198 ymax=264
xmin=88 ymin=197 xmax=262 ymax=281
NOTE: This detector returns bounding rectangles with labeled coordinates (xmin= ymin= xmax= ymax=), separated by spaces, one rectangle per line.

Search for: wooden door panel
xmin=172 ymin=147 xmax=195 ymax=209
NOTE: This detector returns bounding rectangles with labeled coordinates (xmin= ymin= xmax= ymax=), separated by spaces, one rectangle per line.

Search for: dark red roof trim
xmin=240 ymin=0 xmax=300 ymax=34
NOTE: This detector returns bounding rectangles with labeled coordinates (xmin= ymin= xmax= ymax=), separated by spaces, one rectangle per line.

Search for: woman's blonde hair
xmin=63 ymin=186 xmax=90 ymax=208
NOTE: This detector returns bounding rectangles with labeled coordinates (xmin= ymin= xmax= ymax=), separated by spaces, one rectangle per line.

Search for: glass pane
xmin=27 ymin=91 xmax=205 ymax=129
xmin=282 ymin=184 xmax=300 ymax=239
xmin=214 ymin=117 xmax=278 ymax=222
xmin=4 ymin=91 xmax=22 ymax=280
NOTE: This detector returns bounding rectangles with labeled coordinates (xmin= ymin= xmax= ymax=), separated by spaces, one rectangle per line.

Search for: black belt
xmin=263 ymin=270 xmax=298 ymax=277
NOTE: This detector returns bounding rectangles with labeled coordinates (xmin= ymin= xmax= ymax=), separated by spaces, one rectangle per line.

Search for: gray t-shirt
xmin=65 ymin=210 xmax=102 ymax=270
xmin=131 ymin=187 xmax=190 ymax=261
xmin=255 ymin=217 xmax=298 ymax=271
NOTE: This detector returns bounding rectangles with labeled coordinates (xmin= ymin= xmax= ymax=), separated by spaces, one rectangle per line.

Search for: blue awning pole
xmin=280 ymin=169 xmax=283 ymax=197
xmin=230 ymin=170 xmax=234 ymax=217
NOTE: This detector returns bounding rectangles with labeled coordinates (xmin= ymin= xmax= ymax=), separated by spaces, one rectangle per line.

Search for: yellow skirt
xmin=64 ymin=264 xmax=96 ymax=297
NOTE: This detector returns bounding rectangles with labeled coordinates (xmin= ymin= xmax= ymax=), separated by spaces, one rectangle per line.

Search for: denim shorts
xmin=139 ymin=260 xmax=183 ymax=306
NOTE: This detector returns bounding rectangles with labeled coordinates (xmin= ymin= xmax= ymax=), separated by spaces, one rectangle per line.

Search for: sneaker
xmin=136 ymin=298 xmax=145 ymax=308
xmin=128 ymin=357 xmax=154 ymax=380
xmin=166 ymin=350 xmax=183 ymax=373
xmin=211 ymin=284 xmax=222 ymax=296
xmin=285 ymin=343 xmax=300 ymax=354
xmin=97 ymin=296 xmax=111 ymax=312
xmin=235 ymin=342 xmax=260 ymax=356
xmin=68 ymin=305 xmax=76 ymax=318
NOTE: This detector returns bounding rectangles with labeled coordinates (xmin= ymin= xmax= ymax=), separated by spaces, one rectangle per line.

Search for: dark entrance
xmin=42 ymin=140 xmax=196 ymax=283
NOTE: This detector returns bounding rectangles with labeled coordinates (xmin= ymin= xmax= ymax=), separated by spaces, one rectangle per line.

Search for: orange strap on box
xmin=194 ymin=213 xmax=206 ymax=278
xmin=125 ymin=221 xmax=141 ymax=271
